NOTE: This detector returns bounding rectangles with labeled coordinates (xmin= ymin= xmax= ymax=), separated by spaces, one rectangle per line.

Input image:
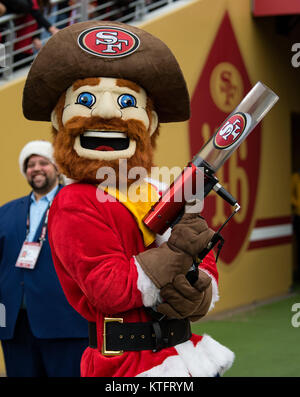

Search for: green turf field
xmin=192 ymin=283 xmax=300 ymax=377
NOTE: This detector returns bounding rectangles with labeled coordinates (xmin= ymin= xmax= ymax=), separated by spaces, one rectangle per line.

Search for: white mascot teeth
xmin=83 ymin=131 xmax=128 ymax=139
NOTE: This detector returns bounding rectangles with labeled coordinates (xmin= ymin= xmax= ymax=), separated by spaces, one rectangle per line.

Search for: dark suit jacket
xmin=0 ymin=186 xmax=88 ymax=339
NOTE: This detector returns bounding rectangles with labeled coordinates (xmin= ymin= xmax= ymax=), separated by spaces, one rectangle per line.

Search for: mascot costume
xmin=22 ymin=21 xmax=235 ymax=377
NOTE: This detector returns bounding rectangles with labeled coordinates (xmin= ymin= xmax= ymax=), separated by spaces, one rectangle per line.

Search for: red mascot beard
xmin=52 ymin=95 xmax=159 ymax=187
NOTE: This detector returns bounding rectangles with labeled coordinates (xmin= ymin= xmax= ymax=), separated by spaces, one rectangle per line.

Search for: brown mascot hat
xmin=22 ymin=20 xmax=190 ymax=123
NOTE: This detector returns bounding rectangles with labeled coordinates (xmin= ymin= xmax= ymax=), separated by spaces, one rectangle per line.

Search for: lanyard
xmin=26 ymin=200 xmax=53 ymax=243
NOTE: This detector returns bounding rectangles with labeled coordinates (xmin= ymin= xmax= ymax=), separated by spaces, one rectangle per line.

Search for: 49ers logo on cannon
xmin=78 ymin=27 xmax=140 ymax=58
xmin=213 ymin=112 xmax=249 ymax=150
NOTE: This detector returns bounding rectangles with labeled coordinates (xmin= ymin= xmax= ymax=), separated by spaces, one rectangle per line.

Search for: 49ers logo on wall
xmin=213 ymin=112 xmax=250 ymax=150
xmin=189 ymin=13 xmax=261 ymax=264
xmin=78 ymin=27 xmax=140 ymax=58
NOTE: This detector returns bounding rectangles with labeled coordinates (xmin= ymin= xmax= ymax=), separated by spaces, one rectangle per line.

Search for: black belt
xmin=89 ymin=316 xmax=191 ymax=356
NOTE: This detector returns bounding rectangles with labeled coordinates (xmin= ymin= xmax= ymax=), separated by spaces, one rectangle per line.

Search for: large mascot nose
xmin=92 ymin=92 xmax=121 ymax=119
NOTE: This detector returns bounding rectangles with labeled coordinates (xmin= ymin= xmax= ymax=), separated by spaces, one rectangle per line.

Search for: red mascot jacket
xmin=48 ymin=182 xmax=234 ymax=377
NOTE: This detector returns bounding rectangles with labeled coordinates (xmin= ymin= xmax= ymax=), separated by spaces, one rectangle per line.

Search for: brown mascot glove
xmin=136 ymin=242 xmax=192 ymax=289
xmin=136 ymin=213 xmax=215 ymax=289
xmin=157 ymin=271 xmax=213 ymax=322
xmin=167 ymin=213 xmax=215 ymax=258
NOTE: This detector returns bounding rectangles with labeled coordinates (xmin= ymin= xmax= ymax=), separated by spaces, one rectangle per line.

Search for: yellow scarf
xmin=102 ymin=182 xmax=159 ymax=247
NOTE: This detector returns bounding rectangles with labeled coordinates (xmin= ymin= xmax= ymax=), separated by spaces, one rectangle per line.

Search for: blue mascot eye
xmin=76 ymin=92 xmax=96 ymax=108
xmin=118 ymin=94 xmax=137 ymax=109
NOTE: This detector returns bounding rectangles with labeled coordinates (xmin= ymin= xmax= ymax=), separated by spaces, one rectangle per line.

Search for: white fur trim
xmin=136 ymin=335 xmax=234 ymax=377
xmin=199 ymin=268 xmax=219 ymax=311
xmin=134 ymin=257 xmax=161 ymax=307
xmin=155 ymin=227 xmax=171 ymax=247
xmin=19 ymin=140 xmax=55 ymax=176
xmin=175 ymin=340 xmax=216 ymax=376
xmin=175 ymin=335 xmax=235 ymax=376
xmin=136 ymin=355 xmax=190 ymax=377
xmin=199 ymin=334 xmax=235 ymax=376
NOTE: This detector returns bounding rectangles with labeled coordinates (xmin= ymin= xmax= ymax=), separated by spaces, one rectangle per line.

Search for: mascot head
xmin=22 ymin=21 xmax=190 ymax=185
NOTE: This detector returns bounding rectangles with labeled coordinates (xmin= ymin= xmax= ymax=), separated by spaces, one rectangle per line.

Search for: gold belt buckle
xmin=102 ymin=317 xmax=124 ymax=356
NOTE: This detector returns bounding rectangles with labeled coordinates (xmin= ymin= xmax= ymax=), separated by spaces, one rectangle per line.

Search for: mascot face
xmin=51 ymin=77 xmax=159 ymax=184
xmin=22 ymin=22 xmax=190 ymax=186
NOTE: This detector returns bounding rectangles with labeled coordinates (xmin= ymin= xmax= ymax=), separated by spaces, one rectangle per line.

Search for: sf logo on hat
xmin=78 ymin=26 xmax=140 ymax=58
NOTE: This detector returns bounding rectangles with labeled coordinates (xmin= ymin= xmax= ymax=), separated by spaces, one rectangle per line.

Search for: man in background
xmin=0 ymin=140 xmax=88 ymax=377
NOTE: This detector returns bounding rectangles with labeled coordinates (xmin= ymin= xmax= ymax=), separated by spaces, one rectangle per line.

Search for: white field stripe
xmin=250 ymin=224 xmax=293 ymax=242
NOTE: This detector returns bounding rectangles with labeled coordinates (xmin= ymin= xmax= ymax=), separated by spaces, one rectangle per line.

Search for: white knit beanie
xmin=19 ymin=140 xmax=56 ymax=176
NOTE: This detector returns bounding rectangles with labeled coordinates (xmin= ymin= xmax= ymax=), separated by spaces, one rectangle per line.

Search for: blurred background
xmin=0 ymin=0 xmax=299 ymax=377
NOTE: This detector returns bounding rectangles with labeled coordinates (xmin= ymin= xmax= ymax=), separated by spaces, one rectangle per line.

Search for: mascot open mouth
xmin=80 ymin=130 xmax=130 ymax=152
xmin=73 ymin=130 xmax=137 ymax=160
